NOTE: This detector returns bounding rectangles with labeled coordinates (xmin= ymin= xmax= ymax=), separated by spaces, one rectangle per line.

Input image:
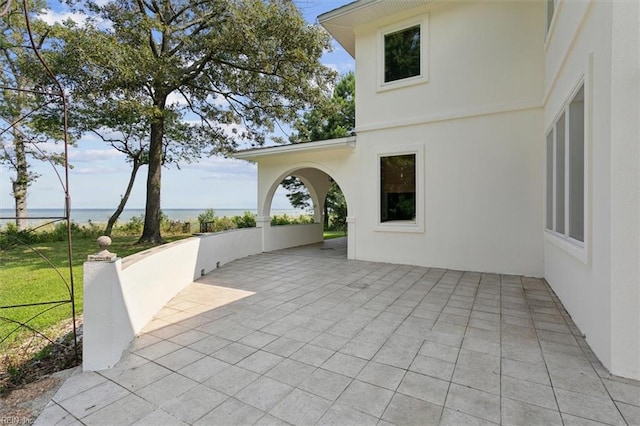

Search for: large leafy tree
xmin=54 ymin=0 xmax=334 ymax=244
xmin=283 ymin=71 xmax=354 ymax=230
xmin=0 ymin=1 xmax=63 ymax=230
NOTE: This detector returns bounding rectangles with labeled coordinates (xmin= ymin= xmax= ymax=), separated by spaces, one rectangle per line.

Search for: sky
xmin=0 ymin=0 xmax=355 ymax=212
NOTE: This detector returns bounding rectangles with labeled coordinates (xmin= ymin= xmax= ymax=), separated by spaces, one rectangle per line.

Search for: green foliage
xmin=323 ymin=230 xmax=347 ymax=240
xmin=197 ymin=209 xmax=216 ymax=226
xmin=51 ymin=0 xmax=336 ymax=243
xmin=232 ymin=211 xmax=257 ymax=229
xmin=0 ymin=222 xmax=103 ymax=249
xmin=281 ymin=72 xmax=353 ymax=228
xmin=210 ymin=217 xmax=238 ymax=232
xmin=271 ymin=214 xmax=314 ymax=226
xmin=290 ymin=71 xmax=355 ymax=143
xmin=197 ymin=209 xmax=256 ymax=232
xmin=114 ymin=215 xmax=144 ymax=235
xmin=326 ymin=183 xmax=347 ymax=231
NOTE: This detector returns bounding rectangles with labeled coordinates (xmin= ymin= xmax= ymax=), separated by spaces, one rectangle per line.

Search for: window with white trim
xmin=379 ymin=17 xmax=428 ymax=90
xmin=546 ymin=84 xmax=584 ymax=243
xmin=384 ymin=25 xmax=421 ymax=83
xmin=380 ymin=154 xmax=416 ymax=223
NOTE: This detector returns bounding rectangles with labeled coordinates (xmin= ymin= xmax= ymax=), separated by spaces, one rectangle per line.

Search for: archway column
xmin=347 ymin=216 xmax=356 ymax=260
xmin=256 ymin=216 xmax=271 ymax=252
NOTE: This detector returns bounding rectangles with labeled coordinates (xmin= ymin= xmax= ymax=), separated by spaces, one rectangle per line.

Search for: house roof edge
xmin=233 ymin=137 xmax=356 ymax=161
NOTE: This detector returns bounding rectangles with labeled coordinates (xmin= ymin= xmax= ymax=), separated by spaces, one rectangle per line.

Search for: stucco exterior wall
xmin=543 ymin=0 xmax=640 ymax=379
xmin=354 ymin=109 xmax=543 ymax=276
xmin=354 ymin=1 xmax=544 ymax=132
xmin=347 ymin=1 xmax=545 ymax=276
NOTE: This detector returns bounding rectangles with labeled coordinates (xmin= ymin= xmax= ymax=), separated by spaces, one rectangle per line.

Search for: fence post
xmin=83 ymin=236 xmax=128 ymax=371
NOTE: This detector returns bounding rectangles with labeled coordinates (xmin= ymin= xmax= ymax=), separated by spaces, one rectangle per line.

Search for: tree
xmin=282 ymin=71 xmax=354 ymax=230
xmin=54 ymin=0 xmax=334 ymax=244
xmin=68 ymin=98 xmax=204 ymax=236
xmin=0 ymin=1 xmax=63 ymax=230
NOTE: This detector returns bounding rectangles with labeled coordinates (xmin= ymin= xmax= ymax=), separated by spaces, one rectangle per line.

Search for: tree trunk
xmin=323 ymin=198 xmax=329 ymax=230
xmin=12 ymin=126 xmax=28 ymax=231
xmin=138 ymin=98 xmax=166 ymax=244
xmin=104 ymin=158 xmax=141 ymax=236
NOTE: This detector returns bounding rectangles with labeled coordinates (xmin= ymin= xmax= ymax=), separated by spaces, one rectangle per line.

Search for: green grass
xmin=323 ymin=230 xmax=347 ymax=240
xmin=0 ymin=235 xmax=187 ymax=349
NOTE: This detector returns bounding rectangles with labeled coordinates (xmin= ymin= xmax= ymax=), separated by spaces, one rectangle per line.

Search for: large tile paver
xmin=39 ymin=239 xmax=640 ymax=425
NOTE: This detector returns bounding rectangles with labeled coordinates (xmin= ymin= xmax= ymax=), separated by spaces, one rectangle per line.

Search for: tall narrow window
xmin=546 ymin=131 xmax=554 ymax=230
xmin=568 ymin=86 xmax=585 ymax=242
xmin=380 ymin=154 xmax=416 ymax=222
xmin=555 ymin=113 xmax=565 ymax=234
xmin=546 ymin=83 xmax=585 ymax=244
xmin=384 ymin=25 xmax=421 ymax=83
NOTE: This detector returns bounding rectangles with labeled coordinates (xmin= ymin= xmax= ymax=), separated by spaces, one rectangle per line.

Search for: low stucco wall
xmin=263 ymin=223 xmax=323 ymax=252
xmin=83 ymin=228 xmax=262 ymax=371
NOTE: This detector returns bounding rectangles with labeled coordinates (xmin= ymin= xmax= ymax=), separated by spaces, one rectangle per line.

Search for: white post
xmin=256 ymin=216 xmax=271 ymax=252
xmin=83 ymin=237 xmax=130 ymax=371
xmin=347 ymin=216 xmax=356 ymax=260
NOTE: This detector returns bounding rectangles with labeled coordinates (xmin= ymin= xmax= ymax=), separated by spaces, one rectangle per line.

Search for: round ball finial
xmin=97 ymin=236 xmax=112 ymax=250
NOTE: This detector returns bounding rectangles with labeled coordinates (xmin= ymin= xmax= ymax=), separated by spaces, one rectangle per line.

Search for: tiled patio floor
xmin=37 ymin=238 xmax=640 ymax=425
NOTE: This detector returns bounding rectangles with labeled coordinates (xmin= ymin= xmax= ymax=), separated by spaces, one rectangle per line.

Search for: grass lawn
xmin=2 ymin=229 xmax=344 ymax=349
xmin=0 ymin=235 xmax=187 ymax=349
xmin=323 ymin=230 xmax=346 ymax=240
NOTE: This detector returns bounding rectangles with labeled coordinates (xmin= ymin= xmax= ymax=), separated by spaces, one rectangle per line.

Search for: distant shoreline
xmin=0 ymin=208 xmax=307 ymax=227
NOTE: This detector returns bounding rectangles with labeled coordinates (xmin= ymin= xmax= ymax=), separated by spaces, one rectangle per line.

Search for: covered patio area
xmin=37 ymin=239 xmax=639 ymax=425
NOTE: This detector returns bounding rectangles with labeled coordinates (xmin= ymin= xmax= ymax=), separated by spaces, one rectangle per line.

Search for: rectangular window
xmin=380 ymin=154 xmax=416 ymax=222
xmin=568 ymin=86 xmax=585 ymax=242
xmin=555 ymin=113 xmax=565 ymax=234
xmin=384 ymin=25 xmax=421 ymax=83
xmin=546 ymin=83 xmax=585 ymax=244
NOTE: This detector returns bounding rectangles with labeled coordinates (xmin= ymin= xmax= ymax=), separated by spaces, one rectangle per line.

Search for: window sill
xmin=544 ymin=230 xmax=589 ymax=265
xmin=375 ymin=221 xmax=424 ymax=234
xmin=378 ymin=75 xmax=428 ymax=93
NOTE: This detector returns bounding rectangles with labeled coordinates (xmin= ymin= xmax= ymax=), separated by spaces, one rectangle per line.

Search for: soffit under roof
xmin=233 ymin=137 xmax=356 ymax=161
xmin=319 ymin=0 xmax=432 ymax=57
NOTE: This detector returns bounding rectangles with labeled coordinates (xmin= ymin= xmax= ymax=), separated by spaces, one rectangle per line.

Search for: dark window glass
xmin=384 ymin=25 xmax=421 ymax=83
xmin=381 ymin=154 xmax=416 ymax=222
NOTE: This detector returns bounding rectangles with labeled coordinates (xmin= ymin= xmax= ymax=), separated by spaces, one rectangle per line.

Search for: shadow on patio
xmin=36 ymin=238 xmax=640 ymax=425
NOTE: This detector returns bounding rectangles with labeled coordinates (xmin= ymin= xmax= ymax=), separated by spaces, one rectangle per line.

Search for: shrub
xmin=116 ymin=215 xmax=144 ymax=235
xmin=232 ymin=212 xmax=256 ymax=229
xmin=211 ymin=217 xmax=237 ymax=232
xmin=271 ymin=214 xmax=314 ymax=226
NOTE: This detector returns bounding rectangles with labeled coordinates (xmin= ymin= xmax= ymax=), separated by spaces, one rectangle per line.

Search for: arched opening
xmin=261 ymin=167 xmax=349 ymax=257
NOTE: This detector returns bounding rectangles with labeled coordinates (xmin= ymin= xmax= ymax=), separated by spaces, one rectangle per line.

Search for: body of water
xmin=0 ymin=208 xmax=306 ymax=227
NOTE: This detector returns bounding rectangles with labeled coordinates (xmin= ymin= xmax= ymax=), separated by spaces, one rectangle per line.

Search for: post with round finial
xmin=83 ymin=235 xmax=123 ymax=371
xmin=87 ymin=236 xmax=117 ymax=262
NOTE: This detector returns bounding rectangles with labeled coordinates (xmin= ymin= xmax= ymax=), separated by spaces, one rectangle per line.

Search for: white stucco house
xmin=234 ymin=0 xmax=640 ymax=381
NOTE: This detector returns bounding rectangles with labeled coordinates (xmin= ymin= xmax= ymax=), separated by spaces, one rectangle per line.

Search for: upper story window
xmin=378 ymin=16 xmax=428 ymax=91
xmin=384 ymin=25 xmax=421 ymax=83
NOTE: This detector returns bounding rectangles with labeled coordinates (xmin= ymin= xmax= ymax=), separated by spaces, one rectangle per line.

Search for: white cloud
xmin=166 ymin=91 xmax=189 ymax=107
xmin=39 ymin=10 xmax=88 ymax=26
xmin=72 ymin=164 xmax=129 ymax=174
xmin=68 ymin=148 xmax=126 ymax=163
xmin=183 ymin=157 xmax=257 ymax=181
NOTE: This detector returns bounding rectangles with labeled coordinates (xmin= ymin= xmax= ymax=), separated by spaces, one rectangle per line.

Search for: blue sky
xmin=0 ymin=0 xmax=354 ymax=211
